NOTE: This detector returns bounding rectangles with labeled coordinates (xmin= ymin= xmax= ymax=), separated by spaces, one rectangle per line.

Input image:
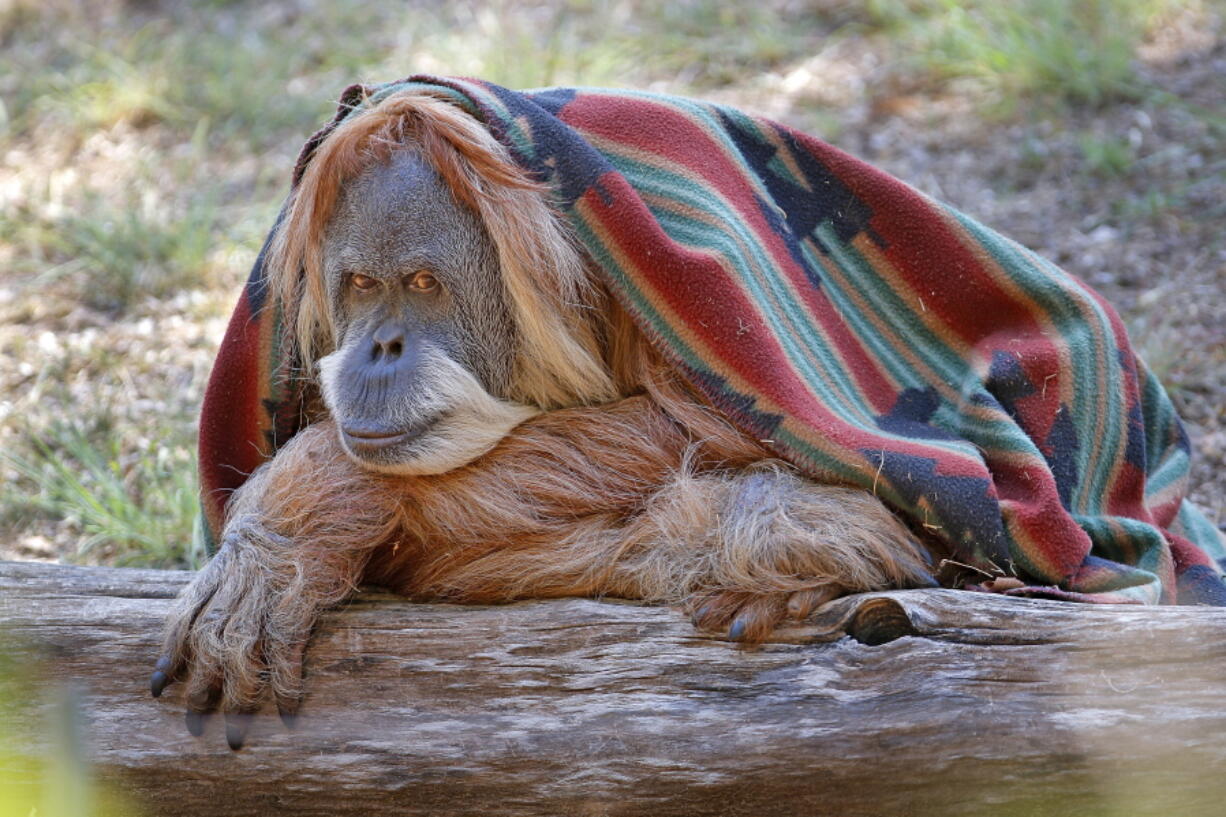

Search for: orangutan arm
xmin=153 ymin=395 xmax=930 ymax=748
xmin=152 ymin=397 xmax=680 ymax=748
xmin=364 ymin=394 xmax=933 ymax=641
xmin=152 ymin=421 xmax=404 ymax=748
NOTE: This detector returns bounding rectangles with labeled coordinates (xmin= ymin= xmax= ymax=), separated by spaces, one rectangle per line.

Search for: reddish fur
xmin=368 ymin=346 xmax=768 ymax=599
xmin=229 ymin=333 xmax=931 ymax=612
xmin=244 ymin=338 xmax=770 ymax=602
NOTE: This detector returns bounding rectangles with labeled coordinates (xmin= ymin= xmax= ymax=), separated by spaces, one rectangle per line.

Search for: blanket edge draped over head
xmin=198 ymin=74 xmax=1226 ymax=607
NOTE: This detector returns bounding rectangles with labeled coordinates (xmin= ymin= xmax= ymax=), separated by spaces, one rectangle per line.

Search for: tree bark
xmin=1 ymin=560 xmax=1224 ymax=817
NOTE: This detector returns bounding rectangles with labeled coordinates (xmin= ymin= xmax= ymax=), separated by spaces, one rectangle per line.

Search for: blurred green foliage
xmin=2 ymin=190 xmax=224 ymax=312
xmin=1079 ymin=132 xmax=1138 ymax=178
xmin=866 ymin=0 xmax=1189 ymax=111
xmin=5 ymin=417 xmax=204 ymax=568
xmin=0 ymin=645 xmax=135 ymax=816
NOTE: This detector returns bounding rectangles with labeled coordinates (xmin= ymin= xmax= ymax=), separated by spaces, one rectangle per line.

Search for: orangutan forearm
xmin=156 ymin=393 xmax=928 ymax=746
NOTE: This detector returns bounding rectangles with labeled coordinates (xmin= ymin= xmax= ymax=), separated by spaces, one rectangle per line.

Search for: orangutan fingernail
xmin=226 ymin=713 xmax=253 ymax=751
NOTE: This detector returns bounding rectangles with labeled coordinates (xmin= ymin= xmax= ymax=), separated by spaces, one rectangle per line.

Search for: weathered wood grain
xmin=1 ymin=560 xmax=1224 ymax=816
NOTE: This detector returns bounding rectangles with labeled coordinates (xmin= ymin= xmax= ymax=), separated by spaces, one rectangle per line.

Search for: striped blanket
xmin=199 ymin=76 xmax=1226 ymax=606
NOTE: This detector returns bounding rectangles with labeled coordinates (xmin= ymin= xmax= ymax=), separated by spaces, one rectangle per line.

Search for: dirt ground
xmin=0 ymin=0 xmax=1222 ymax=564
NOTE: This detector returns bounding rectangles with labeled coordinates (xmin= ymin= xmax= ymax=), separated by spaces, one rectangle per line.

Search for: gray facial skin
xmin=317 ymin=150 xmax=534 ymax=474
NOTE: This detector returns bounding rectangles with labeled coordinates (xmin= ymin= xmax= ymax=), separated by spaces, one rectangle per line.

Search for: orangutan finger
xmin=224 ymin=711 xmax=257 ymax=751
xmin=183 ymin=609 xmax=229 ymax=730
xmin=727 ymin=594 xmax=788 ymax=643
xmin=689 ymin=591 xmax=755 ymax=632
xmin=268 ymin=638 xmax=308 ymax=730
xmin=184 ymin=682 xmax=221 ymax=737
xmin=152 ymin=550 xmax=229 ymax=698
xmin=786 ymin=585 xmax=843 ymax=620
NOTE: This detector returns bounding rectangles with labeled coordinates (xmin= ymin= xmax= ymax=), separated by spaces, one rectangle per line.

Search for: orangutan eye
xmin=407 ymin=271 xmax=439 ymax=293
xmin=350 ymin=274 xmax=379 ymax=292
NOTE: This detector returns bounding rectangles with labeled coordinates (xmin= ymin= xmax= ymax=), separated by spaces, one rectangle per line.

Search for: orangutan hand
xmin=685 ymin=585 xmax=848 ymax=643
xmin=150 ymin=518 xmax=318 ymax=750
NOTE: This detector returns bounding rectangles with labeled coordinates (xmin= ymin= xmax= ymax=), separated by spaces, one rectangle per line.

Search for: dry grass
xmin=0 ymin=0 xmax=1222 ymax=565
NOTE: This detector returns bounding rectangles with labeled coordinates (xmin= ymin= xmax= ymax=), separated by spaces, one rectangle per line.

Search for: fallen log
xmin=1 ymin=560 xmax=1224 ymax=817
